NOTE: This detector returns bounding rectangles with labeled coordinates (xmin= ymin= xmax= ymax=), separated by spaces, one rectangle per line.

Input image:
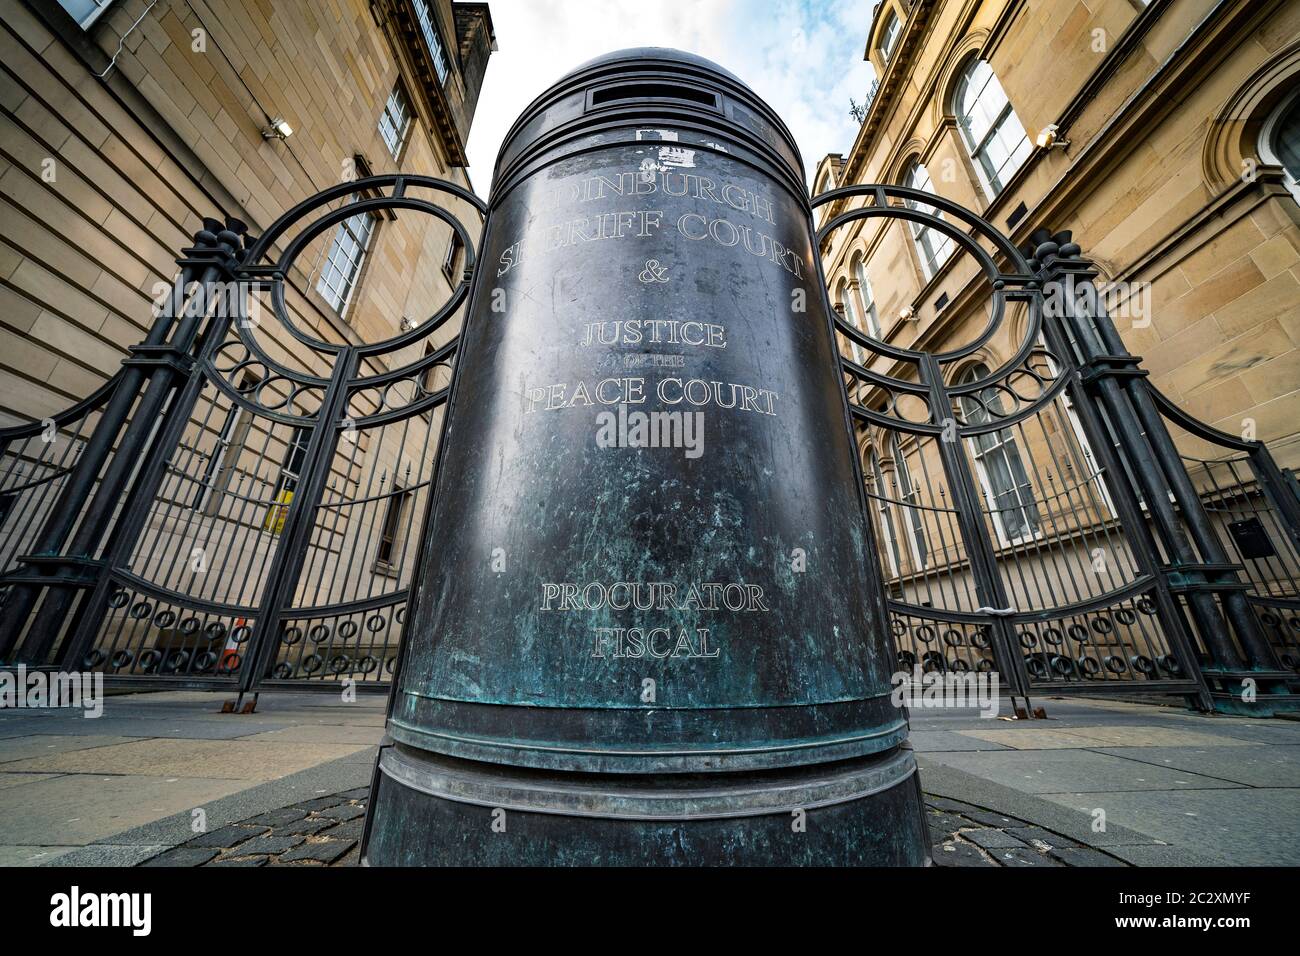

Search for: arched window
xmin=891 ymin=433 xmax=928 ymax=569
xmin=852 ymin=256 xmax=881 ymax=337
xmin=867 ymin=449 xmax=902 ymax=577
xmin=904 ymin=160 xmax=953 ymax=279
xmin=956 ymin=363 xmax=1039 ymax=544
xmin=837 ymin=278 xmax=864 ymax=363
xmin=954 ymin=59 xmax=1031 ymax=197
xmin=1261 ymin=86 xmax=1300 ymax=203
xmin=879 ymin=10 xmax=901 ymax=61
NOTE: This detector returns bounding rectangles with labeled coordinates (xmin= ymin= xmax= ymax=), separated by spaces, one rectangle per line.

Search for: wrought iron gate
xmin=0 ymin=175 xmax=483 ymax=695
xmin=812 ymin=184 xmax=1299 ymax=712
xmin=2 ymin=175 xmax=1297 ymax=710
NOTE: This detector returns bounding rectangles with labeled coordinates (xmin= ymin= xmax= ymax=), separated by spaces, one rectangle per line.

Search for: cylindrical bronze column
xmin=362 ymin=48 xmax=929 ymax=866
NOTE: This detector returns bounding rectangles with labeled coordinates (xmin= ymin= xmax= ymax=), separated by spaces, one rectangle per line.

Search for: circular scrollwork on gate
xmin=812 ymin=183 xmax=1047 ymax=431
xmin=227 ymin=175 xmax=486 ymax=387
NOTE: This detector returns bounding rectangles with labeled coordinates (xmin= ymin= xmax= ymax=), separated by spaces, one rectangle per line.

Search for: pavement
xmin=0 ymin=689 xmax=1296 ymax=866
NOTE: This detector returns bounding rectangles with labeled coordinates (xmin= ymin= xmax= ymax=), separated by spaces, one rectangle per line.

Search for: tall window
xmin=956 ymin=363 xmax=1039 ymax=544
xmin=378 ymin=83 xmax=412 ymax=159
xmin=853 ymin=256 xmax=881 ymax=337
xmin=838 ymin=279 xmax=864 ymax=363
xmin=1040 ymin=344 xmax=1115 ymax=518
xmin=904 ymin=160 xmax=953 ymax=279
xmin=375 ymin=484 xmax=412 ymax=572
xmin=954 ymin=59 xmax=1031 ymax=197
xmin=317 ymin=212 xmax=376 ymax=314
xmin=194 ymin=406 xmax=241 ymax=511
xmin=413 ymin=0 xmax=451 ymax=83
xmin=868 ymin=450 xmax=902 ymax=577
xmin=442 ymin=230 xmax=465 ymax=283
xmin=891 ymin=434 xmax=928 ymax=569
xmin=878 ymin=11 xmax=902 ymax=61
xmin=1261 ymin=87 xmax=1300 ymax=203
xmin=193 ymin=374 xmax=259 ymax=513
xmin=265 ymin=427 xmax=310 ymax=535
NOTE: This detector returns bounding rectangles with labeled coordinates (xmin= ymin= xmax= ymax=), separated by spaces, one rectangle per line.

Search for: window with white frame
xmin=853 ymin=256 xmax=881 ymax=337
xmin=878 ymin=10 xmax=901 ymax=61
xmin=891 ymin=433 xmax=928 ymax=569
xmin=838 ymin=278 xmax=864 ymax=364
xmin=954 ymin=59 xmax=1031 ymax=197
xmin=317 ymin=212 xmax=376 ymax=314
xmin=56 ymin=0 xmax=113 ymax=29
xmin=413 ymin=0 xmax=451 ymax=84
xmin=904 ymin=160 xmax=954 ymax=279
xmin=1260 ymin=86 xmax=1300 ymax=203
xmin=1038 ymin=343 xmax=1116 ymax=518
xmin=956 ymin=363 xmax=1039 ymax=544
xmin=378 ymin=83 xmax=412 ymax=159
xmin=868 ymin=449 xmax=902 ymax=577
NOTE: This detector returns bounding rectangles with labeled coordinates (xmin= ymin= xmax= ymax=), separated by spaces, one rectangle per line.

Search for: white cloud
xmin=464 ymin=0 xmax=876 ymax=195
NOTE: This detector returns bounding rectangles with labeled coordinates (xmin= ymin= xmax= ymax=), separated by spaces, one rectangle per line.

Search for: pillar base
xmin=361 ymin=741 xmax=931 ymax=866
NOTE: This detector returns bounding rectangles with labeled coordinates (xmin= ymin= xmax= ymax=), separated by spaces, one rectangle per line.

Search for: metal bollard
xmin=362 ymin=48 xmax=929 ymax=866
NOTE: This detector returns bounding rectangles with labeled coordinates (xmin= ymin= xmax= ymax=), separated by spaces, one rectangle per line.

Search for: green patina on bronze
xmin=362 ymin=48 xmax=930 ymax=866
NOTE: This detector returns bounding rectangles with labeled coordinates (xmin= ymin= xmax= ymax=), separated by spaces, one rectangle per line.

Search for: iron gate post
xmin=57 ymin=228 xmax=252 ymax=674
xmin=362 ymin=48 xmax=930 ymax=866
xmin=0 ymin=220 xmax=246 ymax=664
xmin=1036 ymin=240 xmax=1287 ymax=693
xmin=1032 ymin=247 xmax=1213 ymax=711
xmin=238 ymin=347 xmax=360 ymax=694
xmin=917 ymin=352 xmax=1031 ymax=700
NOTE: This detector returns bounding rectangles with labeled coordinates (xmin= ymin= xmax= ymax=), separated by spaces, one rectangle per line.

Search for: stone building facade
xmin=0 ymin=0 xmax=494 ymax=675
xmin=814 ymin=0 xmax=1300 ymax=675
xmin=818 ymin=0 xmax=1298 ymax=463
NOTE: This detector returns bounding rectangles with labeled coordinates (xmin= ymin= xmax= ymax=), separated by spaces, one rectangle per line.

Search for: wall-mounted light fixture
xmin=262 ymin=117 xmax=294 ymax=140
xmin=399 ymin=316 xmax=417 ymax=332
xmin=899 ymin=305 xmax=917 ymax=322
xmin=1035 ymin=124 xmax=1069 ymax=150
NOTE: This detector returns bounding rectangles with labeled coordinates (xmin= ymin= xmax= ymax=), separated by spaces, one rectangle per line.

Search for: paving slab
xmin=0 ymin=773 xmax=249 ymax=846
xmin=1092 ymin=744 xmax=1300 ymax=788
xmin=2 ymin=737 xmax=369 ymax=780
xmin=1186 ymin=720 xmax=1300 ymax=745
xmin=42 ymin=844 xmax=172 ymax=867
xmin=1102 ymin=843 xmax=1223 ymax=867
xmin=241 ymin=725 xmax=385 ymax=745
xmin=907 ymin=730 xmax=1013 ymax=752
xmin=956 ymin=725 xmax=1258 ymax=750
xmin=0 ymin=735 xmax=138 ymax=762
xmin=920 ymin=749 xmax=1241 ymax=794
xmin=0 ymin=772 xmax=61 ymax=791
xmin=0 ymin=716 xmax=288 ymax=740
xmin=916 ymin=761 xmax=1175 ymax=848
xmin=1038 ymin=788 xmax=1300 ymax=866
xmin=0 ymin=844 xmax=81 ymax=866
xmin=1058 ymin=725 xmax=1264 ymax=748
xmin=57 ymin=752 xmax=374 ymax=853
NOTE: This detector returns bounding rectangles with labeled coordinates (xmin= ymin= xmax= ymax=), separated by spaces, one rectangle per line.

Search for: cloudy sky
xmin=464 ymin=0 xmax=878 ymax=194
